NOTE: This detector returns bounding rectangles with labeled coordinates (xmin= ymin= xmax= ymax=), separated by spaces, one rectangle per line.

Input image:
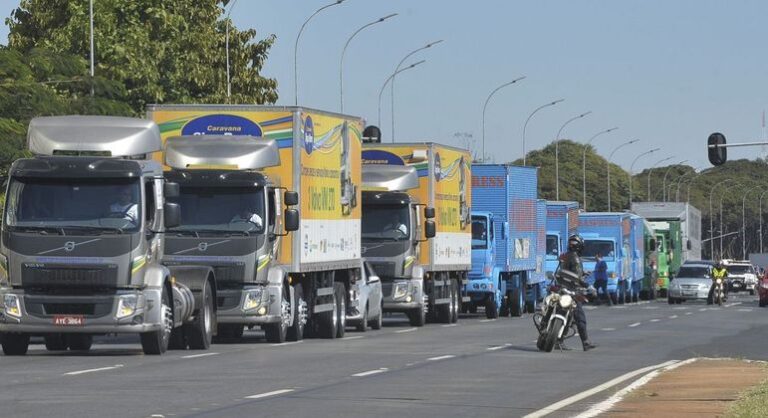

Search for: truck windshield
xmin=362 ymin=204 xmax=409 ymax=241
xmin=5 ymin=177 xmax=142 ymax=233
xmin=169 ymin=186 xmax=266 ymax=235
xmin=582 ymin=240 xmax=615 ymax=261
xmin=546 ymin=235 xmax=559 ymax=257
xmin=471 ymin=217 xmax=487 ymax=249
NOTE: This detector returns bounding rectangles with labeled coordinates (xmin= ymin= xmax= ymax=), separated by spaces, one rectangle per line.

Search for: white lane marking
xmin=341 ymin=336 xmax=364 ymax=340
xmin=629 ymin=322 xmax=641 ymax=328
xmin=427 ymin=355 xmax=456 ymax=361
xmin=642 ymin=306 xmax=659 ymax=310
xmin=479 ymin=319 xmax=496 ymax=323
xmin=685 ymin=312 xmax=693 ymax=315
xmin=612 ymin=306 xmax=627 ymax=309
xmin=673 ymin=307 xmax=687 ymax=310
xmin=522 ymin=360 xmax=679 ymax=418
xmin=573 ymin=358 xmax=698 ymax=418
xmin=600 ymin=328 xmax=616 ymax=332
xmin=738 ymin=308 xmax=753 ymax=312
xmin=395 ymin=328 xmax=417 ymax=334
xmin=668 ymin=315 xmax=678 ymax=319
xmin=725 ymin=302 xmax=742 ymax=307
xmin=699 ymin=308 xmax=707 ymax=312
xmin=351 ymin=368 xmax=388 ymax=377
xmin=584 ymin=306 xmax=598 ymax=310
xmin=182 ymin=352 xmax=219 ymax=359
xmin=270 ymin=341 xmax=304 ymax=347
xmin=650 ymin=319 xmax=660 ymax=322
xmin=441 ymin=324 xmax=458 ymax=328
xmin=64 ymin=364 xmax=124 ymax=376
xmin=487 ymin=345 xmax=505 ymax=351
xmin=245 ymin=389 xmax=294 ymax=399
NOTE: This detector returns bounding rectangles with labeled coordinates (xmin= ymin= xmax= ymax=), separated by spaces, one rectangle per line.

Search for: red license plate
xmin=53 ymin=315 xmax=85 ymax=326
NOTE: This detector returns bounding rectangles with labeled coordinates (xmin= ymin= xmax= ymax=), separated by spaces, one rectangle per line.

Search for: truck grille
xmin=369 ymin=262 xmax=396 ymax=278
xmin=22 ymin=264 xmax=119 ymax=292
xmin=24 ymin=295 xmax=115 ymax=318
xmin=43 ymin=303 xmax=95 ymax=315
xmin=212 ymin=265 xmax=245 ymax=289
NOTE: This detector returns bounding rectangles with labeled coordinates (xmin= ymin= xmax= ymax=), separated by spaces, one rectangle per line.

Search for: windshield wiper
xmin=13 ymin=226 xmax=66 ymax=235
xmin=172 ymin=229 xmax=252 ymax=237
xmin=62 ymin=225 xmax=125 ymax=235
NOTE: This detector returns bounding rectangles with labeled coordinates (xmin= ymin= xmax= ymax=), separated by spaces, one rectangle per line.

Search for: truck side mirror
xmin=649 ymin=239 xmax=657 ymax=251
xmin=284 ymin=191 xmax=299 ymax=206
xmin=424 ymin=220 xmax=436 ymax=239
xmin=164 ymin=202 xmax=181 ymax=229
xmin=686 ymin=239 xmax=691 ymax=250
xmin=284 ymin=208 xmax=299 ymax=232
xmin=164 ymin=182 xmax=180 ymax=199
xmin=424 ymin=207 xmax=435 ymax=219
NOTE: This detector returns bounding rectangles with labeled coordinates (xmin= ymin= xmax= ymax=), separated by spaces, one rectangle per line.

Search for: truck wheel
xmin=287 ymin=284 xmax=306 ymax=341
xmin=407 ymin=306 xmax=426 ymax=326
xmin=525 ymin=286 xmax=539 ymax=314
xmin=485 ymin=294 xmax=499 ymax=319
xmin=186 ymin=280 xmax=215 ymax=350
xmin=334 ymin=283 xmax=347 ymax=338
xmin=67 ymin=334 xmax=92 ymax=351
xmin=510 ymin=288 xmax=523 ymax=317
xmin=450 ymin=280 xmax=459 ymax=323
xmin=356 ymin=304 xmax=368 ymax=332
xmin=317 ymin=285 xmax=338 ymax=339
xmin=44 ymin=334 xmax=68 ymax=351
xmin=2 ymin=333 xmax=29 ymax=356
xmin=141 ymin=285 xmax=172 ymax=355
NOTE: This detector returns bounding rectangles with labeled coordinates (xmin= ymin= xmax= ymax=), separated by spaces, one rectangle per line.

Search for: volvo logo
xmin=37 ymin=238 xmax=102 ymax=255
xmin=63 ymin=241 xmax=76 ymax=252
xmin=198 ymin=242 xmax=209 ymax=252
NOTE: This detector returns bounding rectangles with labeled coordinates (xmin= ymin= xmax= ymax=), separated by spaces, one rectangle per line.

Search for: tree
xmin=6 ymin=0 xmax=278 ymax=114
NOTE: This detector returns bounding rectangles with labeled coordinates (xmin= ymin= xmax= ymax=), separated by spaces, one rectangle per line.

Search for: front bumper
xmin=0 ymin=288 xmax=163 ymax=334
xmin=667 ymin=286 xmax=709 ymax=300
xmin=729 ymin=279 xmax=755 ymax=292
xmin=465 ymin=276 xmax=496 ymax=296
xmin=216 ymin=284 xmax=283 ymax=325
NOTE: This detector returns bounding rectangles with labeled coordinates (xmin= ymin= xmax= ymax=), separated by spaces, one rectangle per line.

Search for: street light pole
xmin=555 ymin=111 xmax=592 ymax=200
xmin=742 ymin=186 xmax=764 ymax=259
xmin=709 ymin=178 xmax=733 ymax=259
xmin=294 ymin=0 xmax=345 ymax=106
xmin=646 ymin=156 xmax=674 ymax=202
xmin=481 ymin=77 xmax=526 ymax=162
xmin=340 ymin=13 xmax=398 ymax=113
xmin=660 ymin=160 xmax=688 ymax=201
xmin=607 ymin=139 xmax=639 ymax=211
xmin=391 ymin=40 xmax=443 ymax=141
xmin=673 ymin=167 xmax=700 ymax=202
xmin=89 ymin=0 xmax=94 ymax=96
xmin=377 ymin=60 xmax=426 ymax=131
xmin=522 ymin=99 xmax=564 ymax=165
xmin=582 ymin=127 xmax=618 ymax=210
xmin=760 ymin=190 xmax=768 ymax=253
xmin=225 ymin=0 xmax=239 ymax=101
xmin=628 ymin=148 xmax=660 ymax=207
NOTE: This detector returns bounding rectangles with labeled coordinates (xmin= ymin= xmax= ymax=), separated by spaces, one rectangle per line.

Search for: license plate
xmin=53 ymin=315 xmax=85 ymax=326
xmin=683 ymin=291 xmax=696 ymax=297
xmin=733 ymin=283 xmax=741 ymax=287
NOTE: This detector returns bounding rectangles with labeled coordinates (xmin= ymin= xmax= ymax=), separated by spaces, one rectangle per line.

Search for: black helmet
xmin=568 ymin=234 xmax=584 ymax=254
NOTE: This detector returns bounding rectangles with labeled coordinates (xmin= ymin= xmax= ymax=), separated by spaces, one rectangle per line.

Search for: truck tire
xmin=510 ymin=288 xmax=523 ymax=317
xmin=407 ymin=307 xmax=426 ymax=327
xmin=450 ymin=280 xmax=459 ymax=323
xmin=316 ymin=285 xmax=338 ymax=339
xmin=44 ymin=334 xmax=68 ymax=351
xmin=356 ymin=304 xmax=368 ymax=332
xmin=334 ymin=283 xmax=347 ymax=338
xmin=2 ymin=333 xmax=30 ymax=356
xmin=485 ymin=295 xmax=499 ymax=319
xmin=67 ymin=334 xmax=92 ymax=351
xmin=287 ymin=283 xmax=306 ymax=341
xmin=185 ymin=280 xmax=215 ymax=349
xmin=525 ymin=286 xmax=539 ymax=314
xmin=140 ymin=284 xmax=173 ymax=355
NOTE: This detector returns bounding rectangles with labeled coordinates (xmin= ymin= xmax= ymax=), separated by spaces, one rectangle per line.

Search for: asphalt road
xmin=1 ymin=292 xmax=765 ymax=418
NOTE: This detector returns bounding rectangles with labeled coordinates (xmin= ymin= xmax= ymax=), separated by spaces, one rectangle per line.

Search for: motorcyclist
xmin=558 ymin=234 xmax=597 ymax=351
xmin=708 ymin=260 xmax=728 ymax=304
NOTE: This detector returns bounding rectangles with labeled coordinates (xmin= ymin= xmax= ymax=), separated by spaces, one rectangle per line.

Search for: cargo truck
xmin=639 ymin=219 xmax=659 ymax=300
xmin=545 ymin=201 xmax=580 ymax=277
xmin=631 ymin=202 xmax=702 ymax=296
xmin=628 ymin=214 xmax=647 ymax=303
xmin=149 ymin=105 xmax=364 ymax=340
xmin=361 ymin=140 xmax=471 ymax=326
xmin=578 ymin=212 xmax=634 ymax=304
xmin=0 ymin=116 xmax=216 ymax=355
xmin=468 ymin=164 xmax=541 ymax=318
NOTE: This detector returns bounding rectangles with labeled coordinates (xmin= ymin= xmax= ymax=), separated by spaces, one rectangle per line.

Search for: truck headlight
xmin=558 ymin=294 xmax=573 ymax=308
xmin=243 ymin=288 xmax=266 ymax=311
xmin=0 ymin=254 xmax=7 ymax=285
xmin=116 ymin=294 xmax=138 ymax=319
xmin=4 ymin=294 xmax=21 ymax=318
xmin=393 ymin=282 xmax=409 ymax=300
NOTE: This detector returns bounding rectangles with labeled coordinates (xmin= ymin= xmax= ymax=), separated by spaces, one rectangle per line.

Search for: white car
xmin=347 ymin=261 xmax=384 ymax=332
xmin=668 ymin=263 xmax=713 ymax=304
xmin=724 ymin=261 xmax=757 ymax=295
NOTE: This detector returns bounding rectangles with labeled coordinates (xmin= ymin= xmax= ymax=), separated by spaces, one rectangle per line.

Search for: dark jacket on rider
xmin=560 ymin=251 xmax=587 ymax=288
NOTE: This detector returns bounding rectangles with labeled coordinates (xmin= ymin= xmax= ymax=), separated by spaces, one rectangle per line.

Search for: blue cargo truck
xmin=531 ymin=199 xmax=548 ymax=307
xmin=578 ymin=212 xmax=634 ymax=304
xmin=545 ymin=201 xmax=580 ymax=277
xmin=628 ymin=214 xmax=647 ymax=303
xmin=468 ymin=164 xmax=540 ymax=318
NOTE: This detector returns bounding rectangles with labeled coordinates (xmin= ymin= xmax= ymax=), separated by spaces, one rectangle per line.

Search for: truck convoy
xmin=0 ymin=116 xmax=217 ymax=355
xmin=149 ymin=105 xmax=365 ymax=340
xmin=578 ymin=212 xmax=635 ymax=304
xmin=545 ymin=201 xmax=580 ymax=277
xmin=468 ymin=164 xmax=542 ymax=318
xmin=361 ymin=140 xmax=471 ymax=326
xmin=631 ymin=202 xmax=702 ymax=297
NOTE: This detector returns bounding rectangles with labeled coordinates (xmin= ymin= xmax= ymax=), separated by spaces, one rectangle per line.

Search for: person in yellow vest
xmin=708 ymin=261 xmax=728 ymax=305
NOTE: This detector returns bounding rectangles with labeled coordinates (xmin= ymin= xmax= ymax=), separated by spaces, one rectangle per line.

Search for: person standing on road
xmin=708 ymin=261 xmax=728 ymax=304
xmin=593 ymin=252 xmax=612 ymax=306
xmin=559 ymin=234 xmax=597 ymax=351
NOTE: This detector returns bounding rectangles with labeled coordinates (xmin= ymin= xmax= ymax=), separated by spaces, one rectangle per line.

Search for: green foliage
xmin=6 ymin=0 xmax=278 ymax=113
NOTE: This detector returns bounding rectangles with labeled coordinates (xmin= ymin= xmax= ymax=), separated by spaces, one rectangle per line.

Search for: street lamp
xmin=294 ymin=0 xmax=345 ymax=106
xmin=646 ymin=156 xmax=674 ymax=202
xmin=671 ymin=166 xmax=700 ymax=202
xmin=481 ymin=77 xmax=526 ymax=162
xmin=607 ymin=139 xmax=639 ymax=211
xmin=339 ymin=13 xmax=398 ymax=113
xmin=660 ymin=160 xmax=688 ymax=201
xmin=628 ymin=148 xmax=660 ymax=207
xmin=225 ymin=0 xmax=239 ymax=101
xmin=377 ymin=60 xmax=426 ymax=131
xmin=522 ymin=99 xmax=564 ymax=165
xmin=685 ymin=170 xmax=708 ymax=202
xmin=391 ymin=40 xmax=443 ymax=141
xmin=709 ymin=178 xmax=733 ymax=259
xmin=555 ymin=111 xmax=592 ymax=200
xmin=582 ymin=127 xmax=618 ymax=210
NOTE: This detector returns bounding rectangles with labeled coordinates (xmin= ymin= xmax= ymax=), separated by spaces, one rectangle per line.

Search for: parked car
xmin=668 ymin=263 xmax=713 ymax=304
xmin=723 ymin=260 xmax=758 ymax=295
xmin=758 ymin=271 xmax=768 ymax=307
xmin=347 ymin=261 xmax=384 ymax=332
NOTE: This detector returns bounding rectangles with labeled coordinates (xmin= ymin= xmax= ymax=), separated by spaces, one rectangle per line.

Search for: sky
xmin=2 ymin=0 xmax=768 ymax=172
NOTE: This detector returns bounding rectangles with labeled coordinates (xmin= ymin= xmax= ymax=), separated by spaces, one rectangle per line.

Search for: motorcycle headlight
xmin=558 ymin=294 xmax=573 ymax=308
xmin=243 ymin=288 xmax=266 ymax=311
xmin=716 ymin=278 xmax=722 ymax=284
xmin=116 ymin=294 xmax=139 ymax=319
xmin=4 ymin=294 xmax=21 ymax=318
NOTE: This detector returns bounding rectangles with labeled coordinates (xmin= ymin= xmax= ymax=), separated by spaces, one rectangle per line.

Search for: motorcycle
xmin=534 ymin=269 xmax=591 ymax=352
xmin=713 ymin=278 xmax=726 ymax=306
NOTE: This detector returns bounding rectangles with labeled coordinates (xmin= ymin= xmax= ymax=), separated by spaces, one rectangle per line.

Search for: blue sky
xmin=2 ymin=1 xmax=768 ymax=171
